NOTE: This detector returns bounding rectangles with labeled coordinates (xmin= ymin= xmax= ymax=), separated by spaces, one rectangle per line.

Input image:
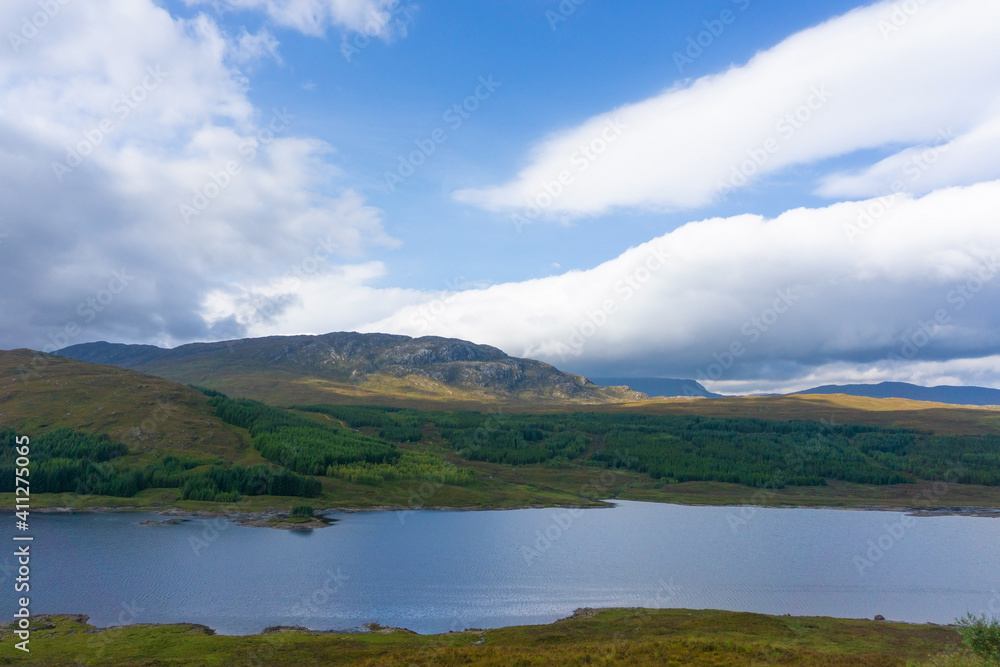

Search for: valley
xmin=3 ymin=338 xmax=1000 ymax=515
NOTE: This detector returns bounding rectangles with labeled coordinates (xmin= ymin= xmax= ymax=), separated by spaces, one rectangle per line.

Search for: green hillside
xmin=0 ymin=608 xmax=980 ymax=666
xmin=5 ymin=349 xmax=1000 ymax=512
xmin=0 ymin=350 xmax=249 ymax=461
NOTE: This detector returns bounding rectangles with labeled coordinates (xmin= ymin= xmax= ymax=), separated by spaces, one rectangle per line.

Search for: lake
xmin=14 ymin=501 xmax=1000 ymax=634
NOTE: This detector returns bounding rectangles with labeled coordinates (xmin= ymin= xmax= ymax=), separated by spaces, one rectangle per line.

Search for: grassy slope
xmin=0 ymin=351 xmax=627 ymax=512
xmin=598 ymin=394 xmax=1000 ymax=436
xmin=0 ymin=350 xmax=252 ymax=462
xmin=5 ymin=349 xmax=1000 ymax=511
xmin=0 ymin=609 xmax=975 ymax=666
xmin=154 ymin=362 xmax=1000 ymax=436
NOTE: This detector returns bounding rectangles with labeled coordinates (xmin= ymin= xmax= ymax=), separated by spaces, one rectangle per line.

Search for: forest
xmin=206 ymin=394 xmax=475 ymax=486
xmin=295 ymin=405 xmax=1000 ymax=488
xmin=0 ymin=427 xmax=320 ymax=500
xmin=6 ymin=399 xmax=998 ymax=503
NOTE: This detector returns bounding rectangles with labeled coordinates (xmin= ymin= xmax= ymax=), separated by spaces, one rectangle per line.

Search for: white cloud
xmin=6 ymin=0 xmax=1000 ymax=397
xmin=453 ymin=0 xmax=1000 ymax=219
xmin=817 ymin=115 xmax=1000 ymax=199
xmin=195 ymin=0 xmax=410 ymax=38
xmin=203 ymin=261 xmax=427 ymax=336
xmin=230 ymin=27 xmax=281 ymax=64
xmin=311 ymin=181 xmax=1000 ymax=392
xmin=706 ymin=355 xmax=1000 ymax=396
xmin=0 ymin=0 xmax=393 ymax=350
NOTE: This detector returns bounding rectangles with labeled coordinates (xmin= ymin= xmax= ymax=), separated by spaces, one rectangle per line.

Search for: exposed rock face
xmin=60 ymin=332 xmax=644 ymax=403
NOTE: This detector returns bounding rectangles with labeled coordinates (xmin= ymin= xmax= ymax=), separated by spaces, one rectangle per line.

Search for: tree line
xmin=0 ymin=427 xmax=320 ymax=500
xmin=294 ymin=406 xmax=1000 ymax=488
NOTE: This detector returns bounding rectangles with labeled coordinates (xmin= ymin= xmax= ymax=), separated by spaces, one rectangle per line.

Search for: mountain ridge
xmin=58 ymin=332 xmax=646 ymax=406
xmin=591 ymin=377 xmax=722 ymax=399
xmin=794 ymin=381 xmax=1000 ymax=406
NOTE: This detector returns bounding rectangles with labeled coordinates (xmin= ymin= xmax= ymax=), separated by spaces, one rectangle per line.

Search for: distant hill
xmin=591 ymin=377 xmax=722 ymax=399
xmin=59 ymin=333 xmax=645 ymax=407
xmin=794 ymin=381 xmax=1000 ymax=406
xmin=0 ymin=349 xmax=250 ymax=460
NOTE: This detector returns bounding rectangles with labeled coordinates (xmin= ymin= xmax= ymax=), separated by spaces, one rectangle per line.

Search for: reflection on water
xmin=24 ymin=501 xmax=1000 ymax=634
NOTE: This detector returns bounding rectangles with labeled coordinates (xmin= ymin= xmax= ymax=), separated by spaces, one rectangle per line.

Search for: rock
xmin=139 ymin=518 xmax=186 ymax=526
xmin=262 ymin=625 xmax=312 ymax=634
xmin=874 ymin=614 xmax=885 ymax=621
xmin=59 ymin=333 xmax=647 ymax=403
xmin=363 ymin=622 xmax=417 ymax=634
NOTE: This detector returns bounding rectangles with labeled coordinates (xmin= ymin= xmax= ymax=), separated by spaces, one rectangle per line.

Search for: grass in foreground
xmin=0 ymin=608 xmax=982 ymax=666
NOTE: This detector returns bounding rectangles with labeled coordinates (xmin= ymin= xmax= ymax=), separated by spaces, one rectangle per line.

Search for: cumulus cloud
xmin=453 ymin=0 xmax=1000 ymax=219
xmin=6 ymin=0 xmax=1000 ymax=395
xmin=817 ymin=115 xmax=1000 ymax=199
xmin=708 ymin=355 xmax=1000 ymax=396
xmin=354 ymin=181 xmax=1000 ymax=391
xmin=193 ymin=0 xmax=410 ymax=38
xmin=202 ymin=261 xmax=429 ymax=337
xmin=230 ymin=27 xmax=281 ymax=64
xmin=0 ymin=0 xmax=393 ymax=351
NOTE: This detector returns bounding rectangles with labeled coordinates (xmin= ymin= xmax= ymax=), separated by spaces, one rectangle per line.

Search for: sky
xmin=2 ymin=0 xmax=1000 ymax=394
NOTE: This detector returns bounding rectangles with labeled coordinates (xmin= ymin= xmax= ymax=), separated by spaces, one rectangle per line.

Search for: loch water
xmin=18 ymin=500 xmax=1000 ymax=634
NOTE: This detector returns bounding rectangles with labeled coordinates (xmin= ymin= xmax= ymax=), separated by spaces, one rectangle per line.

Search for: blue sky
xmin=3 ymin=0 xmax=1000 ymax=393
xmin=166 ymin=0 xmax=872 ymax=287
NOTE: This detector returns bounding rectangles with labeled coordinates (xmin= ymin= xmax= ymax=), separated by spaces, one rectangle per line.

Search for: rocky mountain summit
xmin=60 ymin=332 xmax=645 ymax=404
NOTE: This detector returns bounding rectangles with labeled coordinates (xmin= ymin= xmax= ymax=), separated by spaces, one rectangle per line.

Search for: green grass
xmin=0 ymin=350 xmax=253 ymax=462
xmin=6 ymin=349 xmax=1000 ymax=513
xmin=0 ymin=608 xmax=981 ymax=666
xmin=14 ymin=431 xmax=1000 ymax=513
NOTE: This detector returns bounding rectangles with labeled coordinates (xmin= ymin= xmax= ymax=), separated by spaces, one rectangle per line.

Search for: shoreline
xmin=0 ymin=608 xmax=969 ymax=665
xmin=11 ymin=498 xmax=1000 ymax=520
xmin=11 ymin=607 xmax=951 ymax=639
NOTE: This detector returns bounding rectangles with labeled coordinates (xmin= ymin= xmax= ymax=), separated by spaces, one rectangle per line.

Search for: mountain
xmin=58 ymin=333 xmax=645 ymax=407
xmin=794 ymin=381 xmax=1000 ymax=406
xmin=590 ymin=377 xmax=722 ymax=399
xmin=0 ymin=349 xmax=248 ymax=460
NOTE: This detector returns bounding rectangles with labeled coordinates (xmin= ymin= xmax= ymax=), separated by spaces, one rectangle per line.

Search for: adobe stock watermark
xmin=178 ymin=107 xmax=293 ymax=223
xmin=843 ymin=127 xmax=953 ymax=243
xmin=521 ymin=508 xmax=583 ymax=564
xmin=852 ymin=513 xmax=916 ymax=576
xmin=673 ymin=0 xmax=751 ymax=73
xmin=549 ymin=243 xmax=670 ymax=359
xmin=341 ymin=0 xmax=413 ymax=62
xmin=188 ymin=515 xmax=233 ymax=556
xmin=78 ymin=600 xmax=143 ymax=664
xmin=716 ymin=86 xmax=833 ymax=201
xmin=397 ymin=410 xmax=508 ymax=525
xmin=125 ymin=399 xmax=181 ymax=447
xmin=217 ymin=234 xmax=340 ymax=350
xmin=884 ymin=253 xmax=999 ymax=369
xmin=384 ymin=76 xmax=501 ymax=192
xmin=408 ymin=277 xmax=476 ymax=331
xmin=289 ymin=568 xmax=349 ymax=618
xmin=38 ymin=268 xmax=134 ymax=355
xmin=694 ymin=287 xmax=799 ymax=385
xmin=727 ymin=418 xmax=838 ymax=532
xmin=877 ymin=0 xmax=929 ymax=39
xmin=545 ymin=0 xmax=586 ymax=31
xmin=854 ymin=465 xmax=964 ymax=576
xmin=521 ymin=461 xmax=633 ymax=564
xmin=591 ymin=577 xmax=682 ymax=662
xmin=7 ymin=0 xmax=72 ymax=53
xmin=511 ymin=116 xmax=627 ymax=232
xmin=51 ymin=66 xmax=168 ymax=182
xmin=977 ymin=590 xmax=1000 ymax=619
